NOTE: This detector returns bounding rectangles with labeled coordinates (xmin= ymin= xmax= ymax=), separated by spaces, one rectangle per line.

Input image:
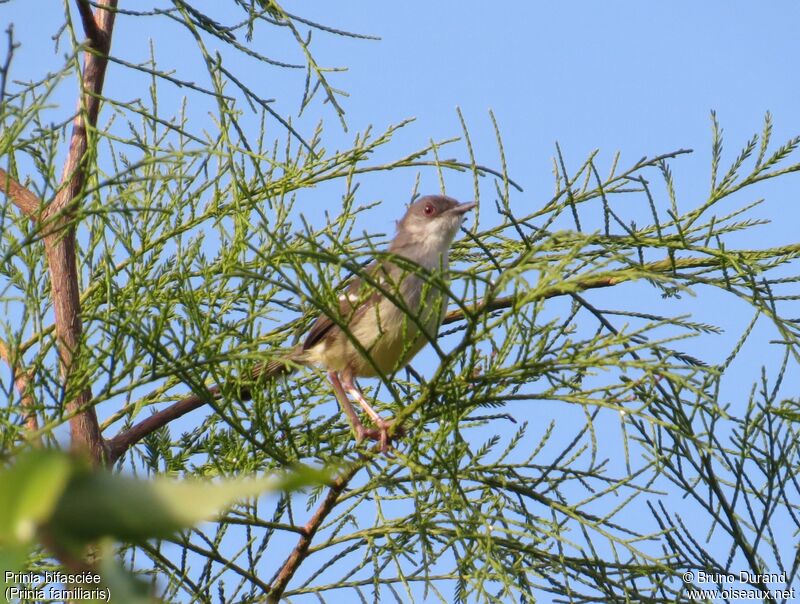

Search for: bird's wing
xmin=302 ymin=261 xmax=386 ymax=351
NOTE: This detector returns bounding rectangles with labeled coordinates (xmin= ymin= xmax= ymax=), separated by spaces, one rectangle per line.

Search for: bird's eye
xmin=423 ymin=203 xmax=435 ymax=216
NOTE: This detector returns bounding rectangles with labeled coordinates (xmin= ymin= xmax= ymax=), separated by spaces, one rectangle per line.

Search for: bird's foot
xmin=355 ymin=419 xmax=406 ymax=453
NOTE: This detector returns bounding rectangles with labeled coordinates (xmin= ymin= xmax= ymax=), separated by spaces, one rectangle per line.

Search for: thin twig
xmin=0 ymin=24 xmax=20 ymax=105
xmin=0 ymin=339 xmax=39 ymax=438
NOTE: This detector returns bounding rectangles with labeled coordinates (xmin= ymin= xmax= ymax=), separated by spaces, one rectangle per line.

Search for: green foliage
xmin=0 ymin=449 xmax=329 ymax=602
xmin=1 ymin=2 xmax=799 ymax=603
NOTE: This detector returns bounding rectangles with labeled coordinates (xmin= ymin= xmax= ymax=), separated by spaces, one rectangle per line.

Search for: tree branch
xmin=0 ymin=338 xmax=39 ymax=438
xmin=0 ymin=168 xmax=41 ymax=218
xmin=106 ymin=362 xmax=293 ymax=464
xmin=267 ymin=464 xmax=362 ymax=603
xmin=75 ymin=0 xmax=103 ymax=44
xmin=107 ymin=389 xmax=214 ymax=464
xmin=104 ymin=259 xmax=667 ymax=461
xmin=442 ymin=259 xmax=672 ymax=326
xmin=106 ymin=241 xmax=798 ymax=463
xmin=40 ymin=0 xmax=118 ymax=464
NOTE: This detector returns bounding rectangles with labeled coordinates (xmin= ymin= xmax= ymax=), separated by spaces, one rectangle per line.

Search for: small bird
xmin=260 ymin=195 xmax=476 ymax=451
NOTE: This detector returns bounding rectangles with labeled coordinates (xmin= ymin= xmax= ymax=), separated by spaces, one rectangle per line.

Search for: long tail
xmin=239 ymin=346 xmax=307 ymax=401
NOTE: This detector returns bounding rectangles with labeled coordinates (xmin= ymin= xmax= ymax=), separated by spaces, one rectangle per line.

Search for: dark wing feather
xmin=303 ymin=259 xmax=403 ymax=351
xmin=302 ymin=268 xmax=367 ymax=351
xmin=302 ymin=313 xmax=336 ymax=351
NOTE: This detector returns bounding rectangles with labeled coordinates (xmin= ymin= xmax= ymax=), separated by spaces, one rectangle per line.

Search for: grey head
xmin=389 ymin=195 xmax=476 ymax=265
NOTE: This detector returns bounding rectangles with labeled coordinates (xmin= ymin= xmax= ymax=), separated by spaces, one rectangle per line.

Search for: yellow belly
xmin=308 ymin=288 xmax=447 ymax=377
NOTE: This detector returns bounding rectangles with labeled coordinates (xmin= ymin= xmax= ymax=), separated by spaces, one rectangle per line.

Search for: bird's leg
xmin=327 ymin=371 xmax=379 ymax=444
xmin=340 ymin=371 xmax=394 ymax=452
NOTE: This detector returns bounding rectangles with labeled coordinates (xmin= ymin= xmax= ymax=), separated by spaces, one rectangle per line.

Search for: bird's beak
xmin=450 ymin=201 xmax=477 ymax=215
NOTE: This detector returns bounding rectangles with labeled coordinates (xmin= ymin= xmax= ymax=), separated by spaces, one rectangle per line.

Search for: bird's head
xmin=391 ymin=195 xmax=476 ymax=261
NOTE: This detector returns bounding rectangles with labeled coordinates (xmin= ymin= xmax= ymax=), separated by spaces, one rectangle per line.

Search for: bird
xmin=256 ymin=195 xmax=476 ymax=451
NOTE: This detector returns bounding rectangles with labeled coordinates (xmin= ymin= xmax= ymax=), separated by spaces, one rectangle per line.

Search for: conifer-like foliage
xmin=1 ymin=2 xmax=799 ymax=602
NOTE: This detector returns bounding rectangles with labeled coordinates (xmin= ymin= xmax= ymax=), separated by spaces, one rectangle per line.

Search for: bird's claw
xmin=355 ymin=420 xmax=405 ymax=453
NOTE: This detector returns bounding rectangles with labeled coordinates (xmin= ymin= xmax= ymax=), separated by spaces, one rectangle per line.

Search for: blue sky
xmin=7 ymin=2 xmax=800 ymax=220
xmin=295 ymin=2 xmax=800 ymax=207
xmin=4 ymin=1 xmax=800 ymax=601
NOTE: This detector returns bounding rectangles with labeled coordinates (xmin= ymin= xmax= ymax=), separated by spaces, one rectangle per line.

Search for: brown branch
xmin=75 ymin=0 xmax=103 ymax=44
xmin=107 ymin=361 xmax=294 ymax=464
xmin=107 ymin=389 xmax=214 ymax=464
xmin=40 ymin=0 xmax=118 ymax=464
xmin=0 ymin=339 xmax=39 ymax=439
xmin=106 ymin=255 xmax=718 ymax=462
xmin=105 ymin=276 xmax=635 ymax=461
xmin=442 ymin=274 xmax=628 ymax=325
xmin=0 ymin=168 xmax=41 ymax=217
xmin=267 ymin=464 xmax=362 ymax=603
xmin=107 ymin=240 xmax=790 ymax=464
xmin=442 ymin=251 xmax=737 ymax=325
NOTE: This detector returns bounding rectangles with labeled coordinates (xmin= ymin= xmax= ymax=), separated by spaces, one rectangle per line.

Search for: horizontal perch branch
xmin=105 ymin=249 xmax=748 ymax=462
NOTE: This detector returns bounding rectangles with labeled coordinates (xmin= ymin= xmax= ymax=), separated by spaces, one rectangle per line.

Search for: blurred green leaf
xmin=49 ymin=464 xmax=332 ymax=543
xmin=0 ymin=449 xmax=72 ymax=544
